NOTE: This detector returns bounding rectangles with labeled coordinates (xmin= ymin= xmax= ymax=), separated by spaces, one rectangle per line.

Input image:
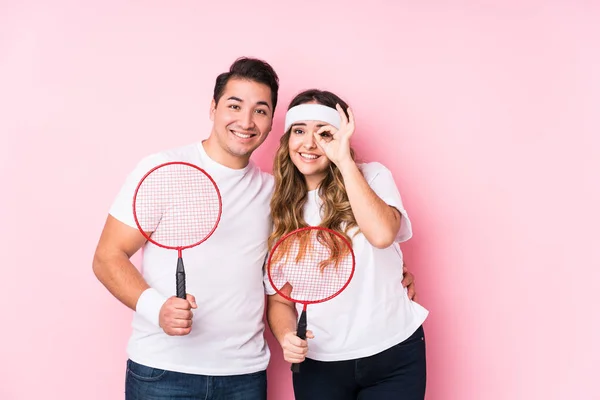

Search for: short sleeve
xmin=360 ymin=162 xmax=412 ymax=243
xmin=262 ymin=252 xmax=277 ymax=296
xmin=108 ymin=153 xmax=168 ymax=228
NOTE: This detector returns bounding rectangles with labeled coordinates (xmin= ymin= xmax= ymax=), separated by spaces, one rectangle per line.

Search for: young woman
xmin=266 ymin=89 xmax=429 ymax=399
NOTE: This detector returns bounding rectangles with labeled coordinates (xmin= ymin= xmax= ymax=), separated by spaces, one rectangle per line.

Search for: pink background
xmin=1 ymin=1 xmax=599 ymax=399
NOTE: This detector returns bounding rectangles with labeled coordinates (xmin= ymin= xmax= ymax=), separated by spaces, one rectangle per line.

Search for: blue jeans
xmin=125 ymin=359 xmax=267 ymax=400
xmin=293 ymin=326 xmax=427 ymax=400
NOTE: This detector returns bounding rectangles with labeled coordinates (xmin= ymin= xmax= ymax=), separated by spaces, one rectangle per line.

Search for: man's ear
xmin=209 ymin=99 xmax=216 ymax=121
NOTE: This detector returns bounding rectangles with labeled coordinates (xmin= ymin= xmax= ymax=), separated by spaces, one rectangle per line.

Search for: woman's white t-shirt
xmin=265 ymin=162 xmax=429 ymax=361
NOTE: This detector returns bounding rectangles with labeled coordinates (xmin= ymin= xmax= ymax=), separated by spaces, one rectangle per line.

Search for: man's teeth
xmin=300 ymin=153 xmax=319 ymax=160
xmin=232 ymin=130 xmax=253 ymax=139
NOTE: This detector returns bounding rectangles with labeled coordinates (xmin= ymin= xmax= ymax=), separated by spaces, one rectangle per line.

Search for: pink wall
xmin=1 ymin=1 xmax=599 ymax=399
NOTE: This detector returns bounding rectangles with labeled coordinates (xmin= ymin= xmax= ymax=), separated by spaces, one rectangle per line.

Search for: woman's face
xmin=287 ymin=118 xmax=333 ymax=190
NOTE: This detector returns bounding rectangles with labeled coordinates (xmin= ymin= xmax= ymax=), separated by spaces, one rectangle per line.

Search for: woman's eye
xmin=293 ymin=129 xmax=304 ymax=134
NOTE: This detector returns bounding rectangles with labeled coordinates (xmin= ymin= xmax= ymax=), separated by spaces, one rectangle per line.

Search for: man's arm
xmin=92 ymin=215 xmax=196 ymax=335
xmin=92 ymin=215 xmax=149 ymax=309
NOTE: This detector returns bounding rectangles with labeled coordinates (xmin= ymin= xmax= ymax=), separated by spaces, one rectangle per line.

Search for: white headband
xmin=284 ymin=104 xmax=341 ymax=132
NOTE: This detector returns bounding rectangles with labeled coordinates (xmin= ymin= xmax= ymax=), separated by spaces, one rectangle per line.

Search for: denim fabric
xmin=125 ymin=360 xmax=267 ymax=400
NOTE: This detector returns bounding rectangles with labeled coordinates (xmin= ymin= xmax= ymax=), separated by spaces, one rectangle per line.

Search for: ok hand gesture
xmin=313 ymin=104 xmax=355 ymax=168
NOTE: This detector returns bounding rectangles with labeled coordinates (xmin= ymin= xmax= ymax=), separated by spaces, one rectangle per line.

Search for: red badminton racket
xmin=133 ymin=161 xmax=222 ymax=299
xmin=267 ymin=226 xmax=355 ymax=373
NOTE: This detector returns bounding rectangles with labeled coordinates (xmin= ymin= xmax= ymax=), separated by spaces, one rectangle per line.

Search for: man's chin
xmin=227 ymin=145 xmax=256 ymax=159
xmin=229 ymin=140 xmax=266 ymax=156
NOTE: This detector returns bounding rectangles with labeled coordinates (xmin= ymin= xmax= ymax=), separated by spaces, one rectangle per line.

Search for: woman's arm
xmin=338 ymin=160 xmax=402 ymax=248
xmin=313 ymin=105 xmax=402 ymax=248
xmin=267 ymin=294 xmax=314 ymax=364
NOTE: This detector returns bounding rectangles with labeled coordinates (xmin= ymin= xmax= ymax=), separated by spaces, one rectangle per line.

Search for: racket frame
xmin=132 ymin=161 xmax=222 ymax=250
xmin=267 ymin=226 xmax=356 ymax=305
xmin=266 ymin=226 xmax=356 ymax=373
xmin=132 ymin=161 xmax=222 ymax=299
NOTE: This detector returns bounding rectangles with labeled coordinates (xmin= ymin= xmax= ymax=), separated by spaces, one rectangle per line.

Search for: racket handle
xmin=291 ymin=362 xmax=301 ymax=373
xmin=176 ymin=257 xmax=186 ymax=299
xmin=291 ymin=310 xmax=307 ymax=373
xmin=296 ymin=310 xmax=307 ymax=340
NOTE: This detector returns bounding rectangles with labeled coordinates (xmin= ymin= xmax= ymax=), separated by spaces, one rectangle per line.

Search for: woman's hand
xmin=313 ymin=104 xmax=355 ymax=168
xmin=280 ymin=330 xmax=315 ymax=364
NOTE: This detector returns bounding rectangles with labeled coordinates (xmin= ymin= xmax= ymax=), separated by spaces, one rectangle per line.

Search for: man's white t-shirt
xmin=265 ymin=162 xmax=429 ymax=361
xmin=109 ymin=142 xmax=274 ymax=375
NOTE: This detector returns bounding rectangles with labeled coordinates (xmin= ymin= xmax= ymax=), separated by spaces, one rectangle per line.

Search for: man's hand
xmin=158 ymin=294 xmax=197 ymax=336
xmin=280 ymin=330 xmax=315 ymax=364
xmin=402 ymin=264 xmax=418 ymax=301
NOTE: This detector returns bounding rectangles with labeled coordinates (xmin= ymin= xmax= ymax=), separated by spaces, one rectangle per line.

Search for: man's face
xmin=209 ymin=78 xmax=273 ymax=165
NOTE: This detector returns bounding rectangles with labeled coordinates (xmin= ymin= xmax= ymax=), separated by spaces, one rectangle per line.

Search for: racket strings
xmin=135 ymin=164 xmax=221 ymax=247
xmin=270 ymin=231 xmax=354 ymax=303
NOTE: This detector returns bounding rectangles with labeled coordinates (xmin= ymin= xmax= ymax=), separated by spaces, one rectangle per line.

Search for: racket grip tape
xmin=291 ymin=310 xmax=307 ymax=373
xmin=176 ymin=257 xmax=186 ymax=299
xmin=296 ymin=310 xmax=307 ymax=339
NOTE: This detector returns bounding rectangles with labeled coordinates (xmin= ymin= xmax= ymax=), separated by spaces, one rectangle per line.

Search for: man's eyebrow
xmin=257 ymin=101 xmax=271 ymax=110
xmin=226 ymin=96 xmax=271 ymax=110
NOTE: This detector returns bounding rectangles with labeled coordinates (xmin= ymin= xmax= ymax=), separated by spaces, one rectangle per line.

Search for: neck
xmin=202 ymin=136 xmax=250 ymax=170
xmin=305 ymin=175 xmax=325 ymax=191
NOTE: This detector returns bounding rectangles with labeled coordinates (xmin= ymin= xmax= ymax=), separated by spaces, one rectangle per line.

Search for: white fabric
xmin=284 ymin=104 xmax=341 ymax=132
xmin=264 ymin=162 xmax=428 ymax=361
xmin=109 ymin=142 xmax=274 ymax=375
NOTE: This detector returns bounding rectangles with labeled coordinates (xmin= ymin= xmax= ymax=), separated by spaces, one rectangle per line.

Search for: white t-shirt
xmin=109 ymin=142 xmax=274 ymax=375
xmin=265 ymin=162 xmax=429 ymax=361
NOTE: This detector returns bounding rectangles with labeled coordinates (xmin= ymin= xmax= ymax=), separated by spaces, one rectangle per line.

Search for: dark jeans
xmin=125 ymin=359 xmax=267 ymax=400
xmin=293 ymin=326 xmax=426 ymax=400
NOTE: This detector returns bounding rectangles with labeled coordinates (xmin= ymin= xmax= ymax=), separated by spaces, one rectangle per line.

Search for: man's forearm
xmin=93 ymin=251 xmax=149 ymax=311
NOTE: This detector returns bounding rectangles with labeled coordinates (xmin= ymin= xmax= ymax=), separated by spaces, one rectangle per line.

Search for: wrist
xmin=136 ymin=288 xmax=169 ymax=327
xmin=277 ymin=327 xmax=295 ymax=345
xmin=336 ymin=158 xmax=357 ymax=175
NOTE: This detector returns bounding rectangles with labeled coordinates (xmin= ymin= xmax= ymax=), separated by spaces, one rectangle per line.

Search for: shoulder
xmin=261 ymin=170 xmax=275 ymax=185
xmin=357 ymin=161 xmax=392 ymax=183
xmin=133 ymin=143 xmax=198 ymax=168
xmin=130 ymin=152 xmax=169 ymax=175
xmin=245 ymin=161 xmax=275 ymax=189
xmin=159 ymin=142 xmax=202 ymax=163
xmin=248 ymin=161 xmax=274 ymax=180
xmin=128 ymin=143 xmax=206 ymax=177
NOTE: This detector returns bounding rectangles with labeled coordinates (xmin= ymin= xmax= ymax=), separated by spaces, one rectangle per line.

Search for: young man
xmin=92 ymin=57 xmax=417 ymax=400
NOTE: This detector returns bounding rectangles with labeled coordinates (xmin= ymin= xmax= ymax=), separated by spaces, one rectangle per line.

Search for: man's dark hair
xmin=213 ymin=57 xmax=279 ymax=111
